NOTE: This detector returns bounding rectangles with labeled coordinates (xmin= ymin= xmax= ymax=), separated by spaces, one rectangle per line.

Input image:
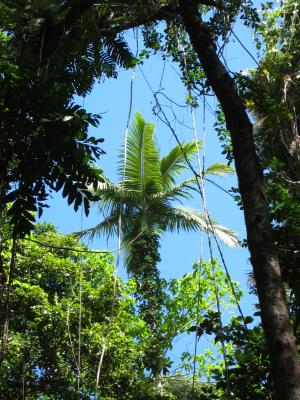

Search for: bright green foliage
xmin=163 ymin=378 xmax=217 ymax=400
xmin=164 ymin=260 xmax=242 ymax=348
xmin=0 ymin=222 xmax=244 ymax=399
xmin=216 ymin=322 xmax=272 ymax=399
xmin=166 ymin=262 xmax=272 ymax=399
xmin=0 ymin=223 xmax=147 ymax=399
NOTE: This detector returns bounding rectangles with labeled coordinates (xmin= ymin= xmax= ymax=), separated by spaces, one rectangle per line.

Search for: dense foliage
xmin=0 ymin=223 xmax=148 ymax=399
xmin=0 ymin=1 xmax=136 ymax=235
xmin=1 ymin=1 xmax=299 ymax=398
xmin=0 ymin=222 xmax=259 ymax=399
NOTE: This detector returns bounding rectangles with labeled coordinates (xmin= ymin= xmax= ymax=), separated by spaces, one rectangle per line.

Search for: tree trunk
xmin=130 ymin=231 xmax=166 ymax=377
xmin=179 ymin=1 xmax=300 ymax=398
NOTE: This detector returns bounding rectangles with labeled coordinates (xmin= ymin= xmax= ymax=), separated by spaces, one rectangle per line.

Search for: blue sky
xmin=42 ymin=17 xmax=260 ymax=369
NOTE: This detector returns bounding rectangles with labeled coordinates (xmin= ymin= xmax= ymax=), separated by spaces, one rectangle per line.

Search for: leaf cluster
xmin=0 ymin=0 xmax=136 ymax=236
xmin=0 ymin=223 xmax=148 ymax=399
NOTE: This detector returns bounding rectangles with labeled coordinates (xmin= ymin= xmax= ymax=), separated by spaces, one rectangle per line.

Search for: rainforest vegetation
xmin=0 ymin=1 xmax=300 ymax=399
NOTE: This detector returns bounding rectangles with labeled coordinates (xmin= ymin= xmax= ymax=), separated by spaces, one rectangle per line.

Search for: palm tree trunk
xmin=179 ymin=1 xmax=300 ymax=398
xmin=130 ymin=231 xmax=166 ymax=377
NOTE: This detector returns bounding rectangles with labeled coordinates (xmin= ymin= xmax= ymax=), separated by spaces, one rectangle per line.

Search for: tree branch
xmin=96 ymin=4 xmax=179 ymax=36
xmin=42 ymin=0 xmax=95 ymax=62
xmin=39 ymin=0 xmax=225 ymax=63
xmin=198 ymin=0 xmax=226 ymax=9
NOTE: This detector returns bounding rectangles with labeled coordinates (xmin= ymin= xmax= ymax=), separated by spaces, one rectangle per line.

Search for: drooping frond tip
xmin=165 ymin=206 xmax=239 ymax=248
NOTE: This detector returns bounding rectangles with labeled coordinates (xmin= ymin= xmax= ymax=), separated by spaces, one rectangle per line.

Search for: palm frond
xmin=91 ymin=179 xmax=123 ymax=217
xmin=160 ymin=141 xmax=201 ymax=188
xmin=120 ymin=112 xmax=162 ymax=193
xmin=155 ymin=177 xmax=198 ymax=203
xmin=162 ymin=206 xmax=239 ymax=248
xmin=204 ymin=163 xmax=235 ymax=177
xmin=95 ymin=180 xmax=141 ymax=210
xmin=75 ymin=213 xmax=119 ymax=242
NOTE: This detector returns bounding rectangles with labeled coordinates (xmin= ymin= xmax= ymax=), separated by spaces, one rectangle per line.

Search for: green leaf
xmin=204 ymin=163 xmax=235 ymax=177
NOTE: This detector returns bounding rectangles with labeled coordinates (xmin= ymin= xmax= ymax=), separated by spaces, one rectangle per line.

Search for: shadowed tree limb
xmin=28 ymin=0 xmax=227 ymax=65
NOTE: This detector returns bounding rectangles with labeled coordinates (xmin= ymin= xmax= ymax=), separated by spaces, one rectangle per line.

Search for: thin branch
xmin=96 ymin=4 xmax=179 ymax=36
xmin=66 ymin=303 xmax=80 ymax=370
xmin=23 ymin=232 xmax=143 ymax=255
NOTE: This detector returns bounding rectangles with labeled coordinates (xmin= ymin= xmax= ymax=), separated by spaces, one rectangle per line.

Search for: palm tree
xmin=81 ymin=112 xmax=237 ymax=376
xmin=83 ymin=113 xmax=237 ymax=263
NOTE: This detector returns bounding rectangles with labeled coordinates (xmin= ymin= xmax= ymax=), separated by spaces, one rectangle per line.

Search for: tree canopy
xmin=1 ymin=1 xmax=300 ymax=399
xmin=0 ymin=222 xmax=252 ymax=399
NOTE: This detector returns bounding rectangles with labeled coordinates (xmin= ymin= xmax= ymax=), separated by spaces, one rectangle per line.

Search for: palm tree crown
xmin=82 ymin=112 xmax=238 ymax=272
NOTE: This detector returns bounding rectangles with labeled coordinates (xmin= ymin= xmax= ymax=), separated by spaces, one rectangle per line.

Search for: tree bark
xmin=130 ymin=232 xmax=166 ymax=377
xmin=179 ymin=1 xmax=300 ymax=399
